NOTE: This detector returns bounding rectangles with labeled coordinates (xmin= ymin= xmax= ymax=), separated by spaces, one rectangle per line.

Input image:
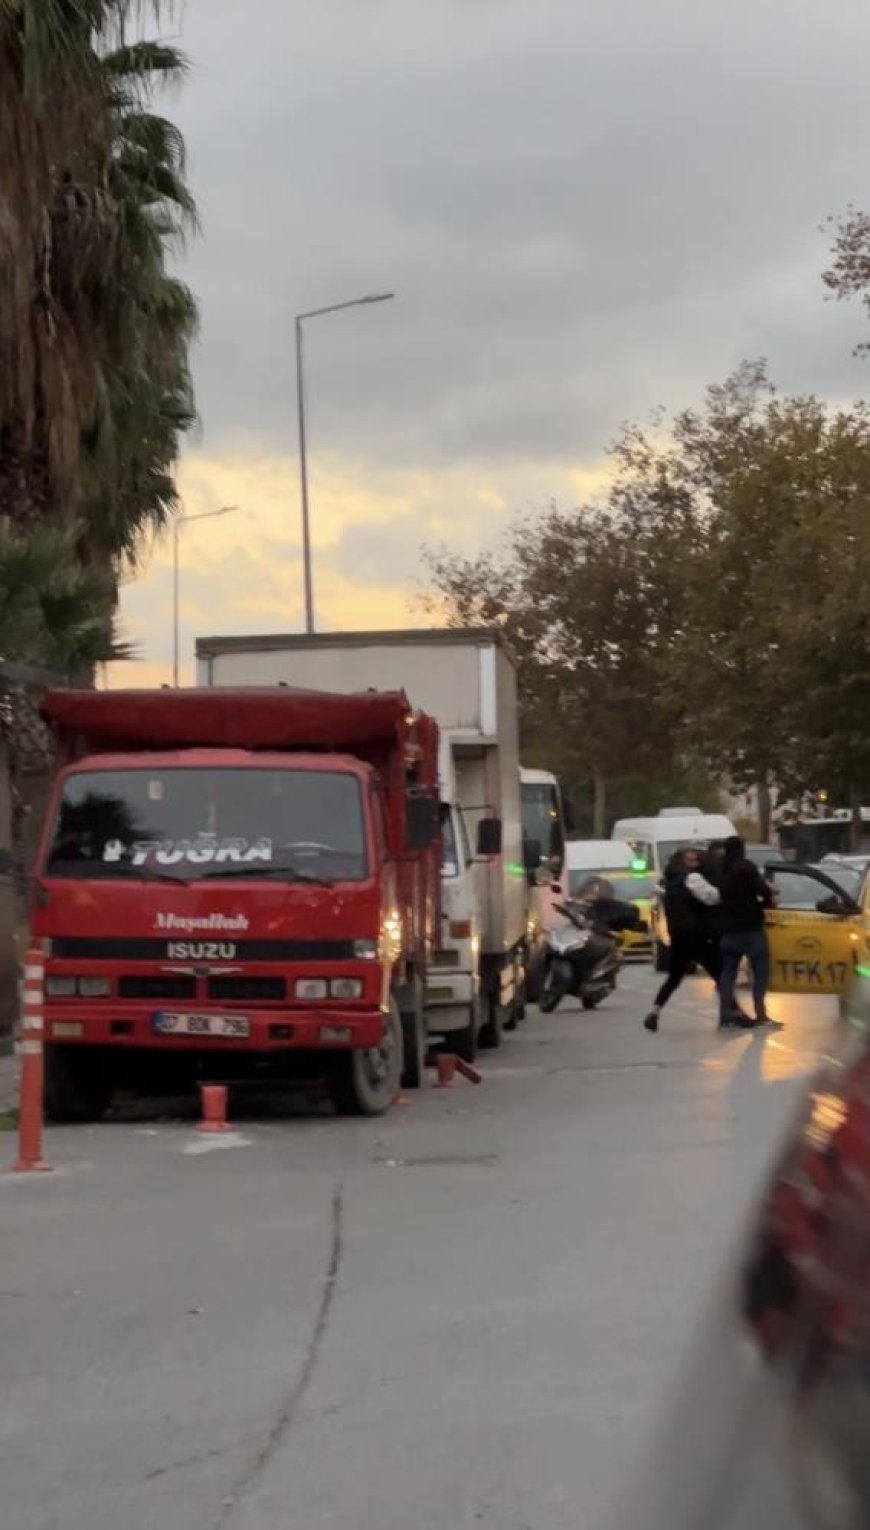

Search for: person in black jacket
xmin=643 ymin=848 xmax=731 ymax=1033
xmin=717 ymin=835 xmax=774 ymax=1027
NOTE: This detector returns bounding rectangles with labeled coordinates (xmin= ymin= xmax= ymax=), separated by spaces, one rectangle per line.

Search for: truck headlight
xmin=45 ymin=976 xmax=77 ymax=997
xmin=295 ymin=979 xmax=328 ymax=1000
xmin=78 ymin=977 xmax=110 ymax=998
xmin=330 ymin=978 xmax=363 ymax=999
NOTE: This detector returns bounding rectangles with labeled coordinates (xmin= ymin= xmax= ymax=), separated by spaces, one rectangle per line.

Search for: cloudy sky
xmin=119 ymin=0 xmax=870 ymax=683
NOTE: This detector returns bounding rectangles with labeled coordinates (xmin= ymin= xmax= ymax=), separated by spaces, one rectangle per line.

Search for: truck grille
xmin=431 ymin=950 xmax=460 ymax=968
xmin=207 ymin=976 xmax=287 ymax=1002
xmin=118 ymin=975 xmax=197 ymax=1000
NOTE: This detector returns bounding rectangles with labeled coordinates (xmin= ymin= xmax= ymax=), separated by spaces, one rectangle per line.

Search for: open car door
xmin=764 ymin=863 xmax=863 ymax=996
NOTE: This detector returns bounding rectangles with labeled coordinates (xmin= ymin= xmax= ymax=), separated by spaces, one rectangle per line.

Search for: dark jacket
xmin=662 ymin=867 xmax=706 ymax=941
xmin=719 ymin=859 xmax=772 ymax=934
xmin=700 ymin=852 xmax=727 ymax=937
xmin=587 ymin=895 xmax=645 ymax=934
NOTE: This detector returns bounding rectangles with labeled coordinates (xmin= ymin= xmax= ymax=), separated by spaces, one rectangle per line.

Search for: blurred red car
xmin=607 ymin=980 xmax=870 ymax=1530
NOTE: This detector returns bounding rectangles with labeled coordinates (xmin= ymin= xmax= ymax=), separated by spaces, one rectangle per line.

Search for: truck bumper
xmin=43 ymin=1003 xmax=386 ymax=1052
xmin=425 ymin=971 xmax=474 ymax=1033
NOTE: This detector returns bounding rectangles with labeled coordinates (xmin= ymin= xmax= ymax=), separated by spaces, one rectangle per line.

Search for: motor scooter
xmin=538 ymin=894 xmax=644 ymax=1013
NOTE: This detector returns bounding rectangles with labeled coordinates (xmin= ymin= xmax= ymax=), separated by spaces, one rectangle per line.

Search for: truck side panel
xmin=494 ymin=644 xmax=526 ymax=953
xmin=201 ymin=642 xmax=485 ymax=733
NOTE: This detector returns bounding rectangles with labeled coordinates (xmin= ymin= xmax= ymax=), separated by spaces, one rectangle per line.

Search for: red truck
xmin=32 ymin=686 xmax=440 ymax=1120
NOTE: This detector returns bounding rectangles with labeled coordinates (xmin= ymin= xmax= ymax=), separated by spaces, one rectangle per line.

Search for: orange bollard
xmin=455 ymin=1057 xmax=483 ymax=1086
xmin=13 ymin=941 xmax=51 ymax=1173
xmin=436 ymin=1053 xmax=458 ymax=1087
xmin=197 ymin=1083 xmax=229 ymax=1132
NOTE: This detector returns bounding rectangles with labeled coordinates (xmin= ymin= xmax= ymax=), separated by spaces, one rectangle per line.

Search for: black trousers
xmin=654 ymin=934 xmax=721 ymax=1009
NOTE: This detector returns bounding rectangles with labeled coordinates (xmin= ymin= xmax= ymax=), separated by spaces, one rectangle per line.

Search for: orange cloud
xmin=111 ymin=446 xmax=614 ymax=687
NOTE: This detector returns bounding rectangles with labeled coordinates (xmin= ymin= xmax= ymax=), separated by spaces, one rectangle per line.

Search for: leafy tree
xmin=824 ymin=206 xmax=870 ymax=352
xmin=426 ymin=362 xmax=870 ymax=842
xmin=0 ymin=522 xmax=129 ymax=671
xmin=424 ymin=495 xmax=710 ymax=835
xmin=657 ymin=367 xmax=870 ymax=837
xmin=0 ymin=1 xmax=196 ymax=642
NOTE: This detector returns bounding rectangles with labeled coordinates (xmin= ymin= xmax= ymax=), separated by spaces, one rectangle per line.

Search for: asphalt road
xmin=0 ymin=967 xmax=838 ymax=1530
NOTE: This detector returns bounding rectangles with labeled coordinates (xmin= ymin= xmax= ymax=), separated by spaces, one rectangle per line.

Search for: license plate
xmin=153 ymin=1012 xmax=250 ymax=1039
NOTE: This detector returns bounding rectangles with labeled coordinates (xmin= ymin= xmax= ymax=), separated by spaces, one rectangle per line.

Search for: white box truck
xmin=196 ymin=628 xmax=529 ymax=1055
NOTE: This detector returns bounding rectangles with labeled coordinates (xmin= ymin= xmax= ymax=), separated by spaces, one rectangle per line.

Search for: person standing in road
xmin=717 ymin=835 xmax=774 ymax=1028
xmin=643 ymin=848 xmax=727 ymax=1033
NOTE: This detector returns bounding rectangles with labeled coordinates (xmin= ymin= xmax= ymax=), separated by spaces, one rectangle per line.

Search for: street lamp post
xmin=295 ymin=292 xmax=394 ymax=633
xmin=172 ymin=505 xmax=239 ymax=686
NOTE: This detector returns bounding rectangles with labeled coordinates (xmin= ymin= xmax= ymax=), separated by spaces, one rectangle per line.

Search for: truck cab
xmin=34 ymin=688 xmax=439 ymax=1121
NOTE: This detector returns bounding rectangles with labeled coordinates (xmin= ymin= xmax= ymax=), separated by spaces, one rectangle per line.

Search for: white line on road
xmin=182 ymin=1131 xmax=254 ymax=1155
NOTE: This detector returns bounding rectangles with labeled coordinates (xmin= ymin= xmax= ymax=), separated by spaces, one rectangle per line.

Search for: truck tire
xmin=525 ymin=961 xmax=543 ymax=1006
xmin=506 ymin=966 xmax=527 ymax=1030
xmin=478 ymin=992 xmax=504 ymax=1049
xmin=398 ymin=975 xmax=426 ymax=1090
xmin=327 ymin=1001 xmax=403 ymax=1116
xmin=44 ymin=1045 xmax=113 ymax=1124
xmin=447 ymin=993 xmax=479 ymax=1065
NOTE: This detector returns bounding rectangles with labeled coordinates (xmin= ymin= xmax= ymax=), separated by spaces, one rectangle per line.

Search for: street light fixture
xmin=295 ymin=292 xmax=395 ymax=633
xmin=172 ymin=505 xmax=239 ymax=686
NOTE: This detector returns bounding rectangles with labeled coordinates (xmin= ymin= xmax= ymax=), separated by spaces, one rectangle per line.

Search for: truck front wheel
xmin=446 ymin=992 xmax=480 ymax=1065
xmin=327 ymin=1001 xmax=404 ymax=1116
xmin=398 ymin=974 xmax=426 ymax=1090
xmin=44 ymin=1045 xmax=113 ymax=1123
xmin=478 ymin=989 xmax=504 ymax=1049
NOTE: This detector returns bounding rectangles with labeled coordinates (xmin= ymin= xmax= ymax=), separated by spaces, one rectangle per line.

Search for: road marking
xmin=182 ymin=1131 xmax=254 ymax=1155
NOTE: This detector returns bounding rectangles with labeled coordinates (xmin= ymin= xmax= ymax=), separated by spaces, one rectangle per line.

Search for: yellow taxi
xmin=762 ymin=860 xmax=868 ymax=999
xmin=568 ymin=865 xmax=656 ymax=958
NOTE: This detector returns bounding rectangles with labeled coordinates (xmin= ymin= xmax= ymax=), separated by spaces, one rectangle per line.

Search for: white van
xmin=565 ymin=839 xmax=638 ymax=880
xmin=611 ymin=812 xmax=736 ymax=877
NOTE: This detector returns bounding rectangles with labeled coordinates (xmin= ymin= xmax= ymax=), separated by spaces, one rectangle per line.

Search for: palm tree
xmin=0 ymin=521 xmax=128 ymax=672
xmin=0 ymin=1 xmax=197 ymax=587
xmin=80 ymin=35 xmax=198 ymax=567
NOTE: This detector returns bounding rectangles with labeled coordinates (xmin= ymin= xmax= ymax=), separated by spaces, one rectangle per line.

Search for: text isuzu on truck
xmin=32 ymin=686 xmax=440 ymax=1120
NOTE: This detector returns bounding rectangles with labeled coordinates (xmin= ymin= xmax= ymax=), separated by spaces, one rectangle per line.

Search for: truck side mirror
xmin=477 ymin=817 xmax=502 ymax=857
xmin=405 ymin=792 xmax=439 ymax=852
xmin=562 ymin=797 xmax=576 ymax=833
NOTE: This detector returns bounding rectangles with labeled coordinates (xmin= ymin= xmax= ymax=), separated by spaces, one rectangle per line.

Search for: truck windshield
xmin=44 ymin=767 xmax=368 ymax=882
xmin=521 ymin=781 xmax=565 ymax=875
